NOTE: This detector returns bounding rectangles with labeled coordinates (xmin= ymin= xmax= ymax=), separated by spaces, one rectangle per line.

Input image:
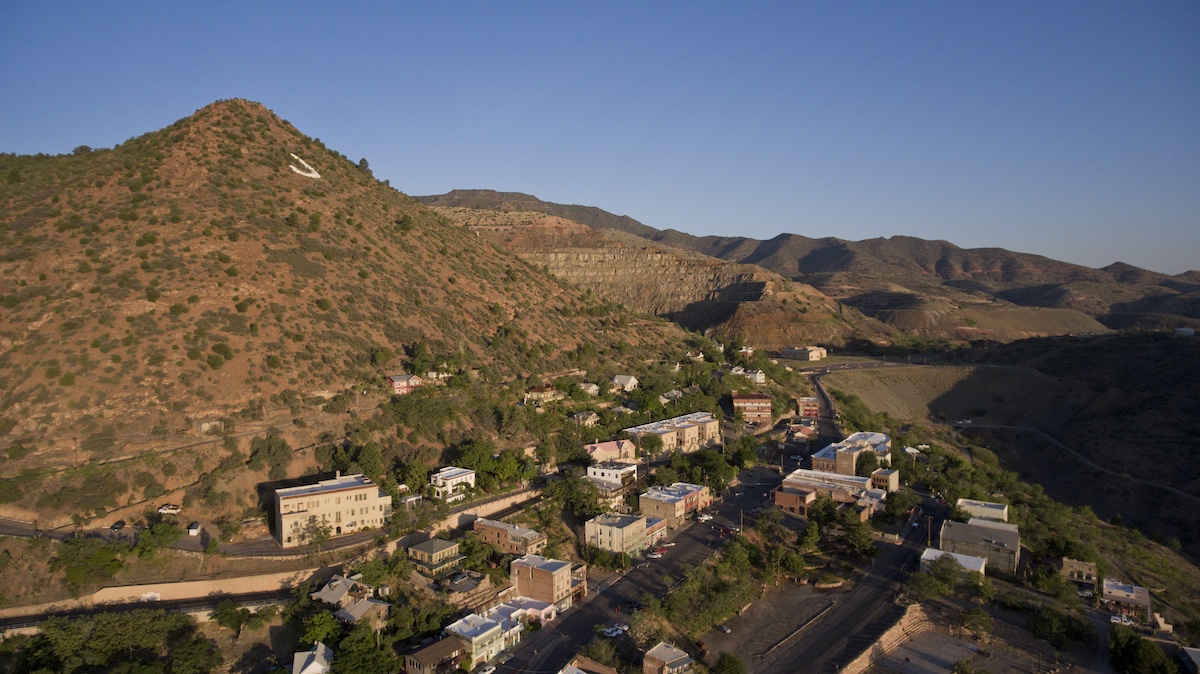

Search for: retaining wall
xmin=839 ymin=604 xmax=935 ymax=674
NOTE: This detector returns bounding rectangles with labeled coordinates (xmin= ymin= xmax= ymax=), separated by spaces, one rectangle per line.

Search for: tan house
xmin=473 ymin=517 xmax=547 ymax=555
xmin=274 ymin=473 xmax=392 ymax=548
xmin=524 ymin=385 xmax=565 ymax=405
xmin=639 ymin=483 xmax=712 ymax=528
xmin=1055 ymin=557 xmax=1099 ymax=587
xmin=732 ymin=392 xmax=773 ymax=423
xmin=571 ymin=410 xmax=600 ymax=428
xmin=1103 ymin=578 xmax=1152 ymax=622
xmin=403 ymin=634 xmax=469 ymax=674
xmin=408 ymin=538 xmax=465 ymax=577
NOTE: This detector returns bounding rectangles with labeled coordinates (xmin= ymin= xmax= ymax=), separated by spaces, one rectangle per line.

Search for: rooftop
xmin=409 ymin=538 xmax=459 ymax=555
xmin=432 ymin=466 xmax=475 ymax=481
xmin=957 ymin=498 xmax=1008 ymax=512
xmin=513 ymin=553 xmax=571 ymax=574
xmin=475 ymin=517 xmax=542 ymax=540
xmin=940 ymin=520 xmax=1020 ymax=550
xmin=967 ymin=518 xmax=1019 ymax=533
xmin=622 ymin=411 xmax=717 ymax=435
xmin=446 ymin=613 xmax=501 ymax=640
xmin=641 ymin=482 xmax=706 ymax=503
xmin=921 ymin=548 xmax=988 ymax=574
xmin=406 ymin=635 xmax=468 ymax=667
xmin=277 ymin=473 xmax=379 ymax=500
xmin=781 ymin=468 xmax=872 ymax=490
xmin=589 ymin=513 xmax=645 ymax=530
xmin=335 ymin=597 xmax=390 ymax=623
xmin=645 ymin=642 xmax=693 ymax=666
xmin=1103 ymin=578 xmax=1152 ymax=608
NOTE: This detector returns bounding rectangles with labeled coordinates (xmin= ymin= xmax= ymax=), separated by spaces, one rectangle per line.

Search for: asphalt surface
xmin=498 ymin=474 xmax=781 ymax=674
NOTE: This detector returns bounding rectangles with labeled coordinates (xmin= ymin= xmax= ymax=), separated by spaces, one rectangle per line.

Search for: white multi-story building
xmin=274 ymin=473 xmax=392 ymax=548
xmin=431 ymin=466 xmax=476 ymax=502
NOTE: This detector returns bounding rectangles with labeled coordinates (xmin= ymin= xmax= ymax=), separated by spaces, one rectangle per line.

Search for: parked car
xmin=1109 ymin=614 xmax=1134 ymax=626
xmin=654 ymin=547 xmax=668 ymax=555
xmin=696 ymin=513 xmax=713 ymax=522
xmin=110 ymin=520 xmax=126 ymax=532
xmin=1078 ymin=590 xmax=1094 ymax=599
xmin=716 ymin=624 xmax=732 ymax=634
xmin=647 ymin=552 xmax=663 ymax=559
xmin=478 ymin=666 xmax=497 ymax=674
xmin=157 ymin=504 xmax=182 ymax=515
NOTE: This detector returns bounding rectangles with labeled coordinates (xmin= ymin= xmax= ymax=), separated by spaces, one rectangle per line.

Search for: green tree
xmin=331 ymin=622 xmax=393 ymax=674
xmin=713 ymin=652 xmax=746 ymax=674
xmin=1109 ymin=625 xmax=1176 ymax=674
xmin=961 ymin=607 xmax=993 ymax=638
xmin=908 ymin=572 xmax=949 ymax=601
xmin=841 ymin=519 xmax=879 ymax=558
xmin=302 ymin=610 xmax=342 ymax=647
xmin=855 ymin=450 xmax=879 ymax=477
xmin=210 ymin=599 xmax=251 ymax=641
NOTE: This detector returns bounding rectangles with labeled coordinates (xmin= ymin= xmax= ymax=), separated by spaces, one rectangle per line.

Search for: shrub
xmin=169 ymin=303 xmax=188 ymax=315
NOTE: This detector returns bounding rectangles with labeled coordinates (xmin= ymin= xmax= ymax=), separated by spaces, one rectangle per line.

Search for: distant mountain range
xmin=419 ymin=190 xmax=1200 ymax=338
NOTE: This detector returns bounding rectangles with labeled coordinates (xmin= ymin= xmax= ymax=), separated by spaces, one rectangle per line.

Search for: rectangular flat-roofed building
xmin=472 ymin=517 xmax=547 ymax=556
xmin=274 ymin=473 xmax=392 ymax=548
xmin=623 ymin=412 xmax=721 ymax=454
xmin=921 ymin=548 xmax=988 ymax=575
xmin=639 ymin=483 xmax=712 ymax=528
xmin=732 ymin=393 xmax=773 ymax=423
xmin=810 ymin=432 xmax=891 ymax=476
xmin=939 ymin=520 xmax=1020 ymax=574
xmin=956 ymin=498 xmax=1009 ymax=522
xmin=584 ymin=513 xmax=667 ymax=555
xmin=511 ymin=554 xmax=586 ymax=611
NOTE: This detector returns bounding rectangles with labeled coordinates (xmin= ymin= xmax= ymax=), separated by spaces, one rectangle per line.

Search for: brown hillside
xmin=0 ymin=99 xmax=688 ymax=478
xmin=427 ymin=203 xmax=894 ymax=344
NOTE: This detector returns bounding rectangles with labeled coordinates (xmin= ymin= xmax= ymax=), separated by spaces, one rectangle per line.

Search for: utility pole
xmin=926 ymin=515 xmax=934 ymax=547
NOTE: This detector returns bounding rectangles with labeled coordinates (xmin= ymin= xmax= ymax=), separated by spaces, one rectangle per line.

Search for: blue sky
xmin=2 ymin=2 xmax=1197 ymax=274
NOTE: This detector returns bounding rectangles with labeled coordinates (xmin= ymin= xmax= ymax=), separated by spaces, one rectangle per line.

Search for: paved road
xmin=498 ymin=472 xmax=781 ymax=674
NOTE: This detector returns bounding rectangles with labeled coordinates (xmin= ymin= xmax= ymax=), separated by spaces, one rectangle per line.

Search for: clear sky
xmin=2 ymin=2 xmax=1197 ymax=274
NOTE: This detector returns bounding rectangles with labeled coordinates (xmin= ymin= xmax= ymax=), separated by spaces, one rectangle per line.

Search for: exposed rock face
xmin=430 ymin=207 xmax=785 ymax=330
xmin=526 ymin=249 xmax=773 ymax=327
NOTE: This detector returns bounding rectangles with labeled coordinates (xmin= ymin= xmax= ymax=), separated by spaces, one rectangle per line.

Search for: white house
xmin=612 ymin=375 xmax=639 ymax=392
xmin=431 ymin=466 xmax=476 ymax=502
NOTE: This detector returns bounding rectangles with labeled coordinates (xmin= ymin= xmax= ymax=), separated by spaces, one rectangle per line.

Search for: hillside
xmin=821 ymin=333 xmax=1200 ymax=558
xmin=651 ymin=231 xmax=1199 ymax=333
xmin=0 ymin=100 xmax=689 ymax=508
xmin=424 ymin=202 xmax=894 ymax=346
xmin=417 ymin=189 xmax=657 ymax=237
xmin=422 ymin=193 xmax=1162 ymax=342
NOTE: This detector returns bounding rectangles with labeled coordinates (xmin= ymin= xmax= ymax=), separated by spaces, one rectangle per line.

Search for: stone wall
xmin=838 ymin=604 xmax=935 ymax=674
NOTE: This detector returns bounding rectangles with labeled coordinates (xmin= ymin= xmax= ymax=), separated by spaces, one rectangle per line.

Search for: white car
xmin=1109 ymin=614 xmax=1134 ymax=626
xmin=697 ymin=514 xmax=713 ymax=522
xmin=157 ymin=504 xmax=182 ymax=515
xmin=647 ymin=552 xmax=663 ymax=559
